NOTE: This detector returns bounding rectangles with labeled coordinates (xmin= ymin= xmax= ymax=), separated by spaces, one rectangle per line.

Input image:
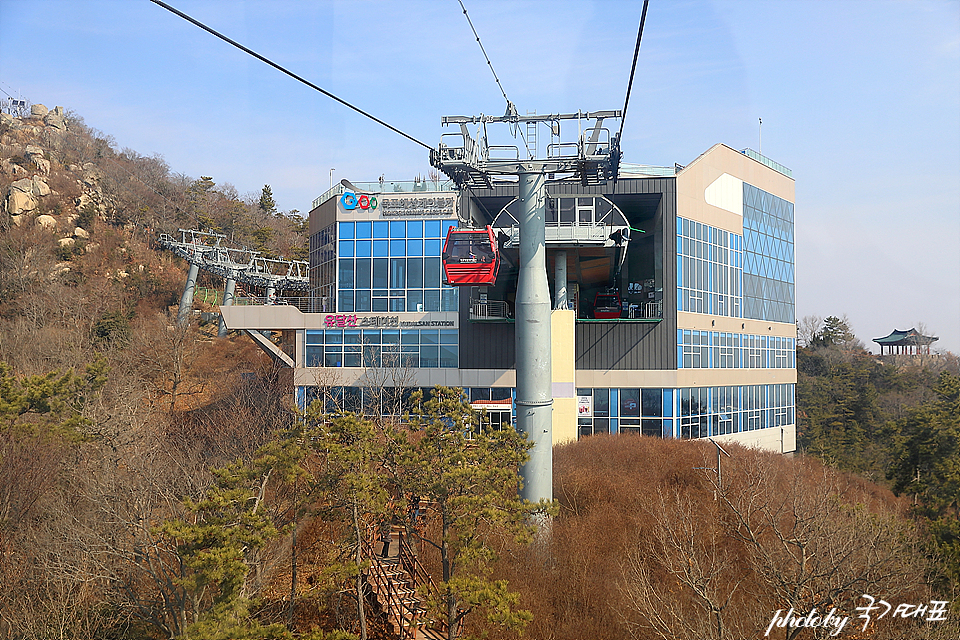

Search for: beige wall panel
xmin=677 ymin=368 xmax=797 ymax=386
xmin=677 ymin=312 xmax=797 ymax=338
xmin=677 ymin=144 xmax=794 ymax=234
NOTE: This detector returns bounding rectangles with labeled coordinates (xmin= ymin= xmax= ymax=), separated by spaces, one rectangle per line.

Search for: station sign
xmin=322 ymin=313 xmax=457 ymax=329
xmin=379 ymin=194 xmax=457 ymax=217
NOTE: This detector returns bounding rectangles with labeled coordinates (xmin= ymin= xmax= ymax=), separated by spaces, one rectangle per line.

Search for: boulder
xmin=74 ymin=226 xmax=90 ymax=239
xmin=82 ymin=164 xmax=103 ymax=186
xmin=85 ymin=242 xmax=100 ymax=254
xmin=30 ymin=104 xmax=49 ymax=117
xmin=8 ymin=190 xmax=38 ymax=215
xmin=10 ymin=178 xmax=33 ymax=193
xmin=31 ymin=176 xmax=51 ymax=197
xmin=58 ymin=237 xmax=75 ymax=248
xmin=10 ymin=214 xmax=23 ymax=227
xmin=36 ymin=214 xmax=57 ymax=230
xmin=44 ymin=110 xmax=67 ymax=130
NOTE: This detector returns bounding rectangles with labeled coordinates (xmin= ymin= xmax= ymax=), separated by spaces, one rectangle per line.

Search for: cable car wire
xmin=618 ymin=0 xmax=650 ymax=142
xmin=458 ymin=0 xmax=511 ymax=110
xmin=149 ymin=0 xmax=433 ymax=151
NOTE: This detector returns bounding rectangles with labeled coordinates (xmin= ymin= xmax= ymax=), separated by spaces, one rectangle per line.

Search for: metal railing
xmin=497 ymin=220 xmax=614 ymax=245
xmin=470 ymin=299 xmax=509 ymax=319
xmin=741 ymin=148 xmax=793 ymax=178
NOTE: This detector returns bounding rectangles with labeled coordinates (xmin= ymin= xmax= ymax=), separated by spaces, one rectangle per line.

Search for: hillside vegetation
xmin=1 ymin=105 xmax=957 ymax=639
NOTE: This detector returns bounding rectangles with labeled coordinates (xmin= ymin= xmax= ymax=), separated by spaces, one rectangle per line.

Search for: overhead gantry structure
xmin=431 ymin=110 xmax=622 ymax=507
xmin=157 ymin=228 xmax=309 ymax=336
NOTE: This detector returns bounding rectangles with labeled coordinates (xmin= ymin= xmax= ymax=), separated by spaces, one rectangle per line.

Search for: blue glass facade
xmin=336 ymin=219 xmax=459 ymax=314
xmin=575 ymin=384 xmax=794 ymax=439
xmin=677 ymin=330 xmax=795 ymax=369
xmin=676 ymin=183 xmax=795 ymax=325
xmin=676 ymin=217 xmax=742 ymax=317
xmin=305 ymin=327 xmax=458 ymax=368
xmin=742 ymin=184 xmax=795 ymax=324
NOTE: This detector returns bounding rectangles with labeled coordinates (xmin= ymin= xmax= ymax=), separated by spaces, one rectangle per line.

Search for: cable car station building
xmin=222 ymin=143 xmax=797 ymax=453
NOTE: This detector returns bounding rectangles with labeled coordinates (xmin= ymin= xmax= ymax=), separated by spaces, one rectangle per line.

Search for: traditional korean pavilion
xmin=873 ymin=328 xmax=939 ymax=355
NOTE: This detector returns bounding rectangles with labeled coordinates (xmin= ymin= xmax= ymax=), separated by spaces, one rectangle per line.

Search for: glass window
xmin=594 ymin=388 xmax=609 ymax=417
xmin=305 ymin=346 xmax=322 ymax=366
xmin=325 ymin=330 xmax=343 ymax=344
xmin=344 ymin=329 xmax=361 ymax=344
xmin=382 ymin=330 xmax=400 ymax=344
xmin=355 ymin=258 xmax=371 ymax=289
xmin=407 ymin=239 xmax=423 ymax=256
xmin=593 ymin=418 xmax=609 ymax=435
xmin=470 ymin=388 xmax=491 ymax=402
xmin=641 ymin=419 xmax=662 ymax=438
xmin=343 ymin=349 xmax=361 ymax=368
xmin=338 ymin=240 xmax=354 ymax=257
xmin=620 ymin=389 xmax=640 ymax=417
xmin=390 ymin=220 xmax=406 ymax=238
xmin=407 ymin=220 xmax=423 ymax=238
xmin=425 ymin=220 xmax=441 ymax=238
xmin=642 ymin=388 xmax=662 ymax=417
xmin=425 ymin=239 xmax=442 ymax=256
xmin=339 ymin=259 xmax=354 ymax=289
xmin=439 ymin=345 xmax=457 ymax=368
xmin=420 ymin=345 xmax=439 ymax=367
xmin=339 ymin=290 xmax=354 ymax=312
xmin=442 ymin=220 xmax=457 ymax=237
xmin=407 ymin=290 xmax=424 ymax=312
xmin=390 ymin=239 xmax=406 ymax=256
xmin=424 ymin=289 xmax=440 ymax=312
xmin=373 ymin=220 xmax=389 ymax=238
xmin=407 ymin=258 xmax=424 ymax=287
xmin=373 ymin=259 xmax=388 ymax=288
xmin=390 ymin=258 xmax=406 ymax=288
xmin=306 ymin=330 xmax=324 ymax=345
xmin=355 ymin=290 xmax=371 ymax=312
xmin=442 ymin=287 xmax=459 ymax=311
xmin=424 ymin=258 xmax=441 ymax=288
xmin=373 ymin=240 xmax=388 ymax=257
xmin=355 ymin=221 xmax=371 ymax=239
xmin=420 ymin=330 xmax=439 ymax=345
xmin=355 ymin=240 xmax=371 ymax=257
xmin=440 ymin=329 xmax=458 ymax=344
xmin=338 ymin=222 xmax=354 ymax=239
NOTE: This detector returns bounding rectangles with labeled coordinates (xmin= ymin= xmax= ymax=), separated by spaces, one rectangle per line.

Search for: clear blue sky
xmin=2 ymin=0 xmax=958 ymax=354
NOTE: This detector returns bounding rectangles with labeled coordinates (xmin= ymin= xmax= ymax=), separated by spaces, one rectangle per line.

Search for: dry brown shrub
xmin=477 ymin=435 xmax=946 ymax=640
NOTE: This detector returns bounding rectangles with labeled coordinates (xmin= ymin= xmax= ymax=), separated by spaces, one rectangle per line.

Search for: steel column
xmin=515 ymin=170 xmax=552 ymax=504
xmin=177 ymin=262 xmax=200 ymax=326
xmin=554 ymin=250 xmax=567 ymax=310
xmin=218 ymin=276 xmax=236 ymax=338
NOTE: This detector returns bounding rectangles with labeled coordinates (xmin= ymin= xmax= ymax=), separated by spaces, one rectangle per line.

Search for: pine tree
xmin=396 ymin=386 xmax=539 ymax=640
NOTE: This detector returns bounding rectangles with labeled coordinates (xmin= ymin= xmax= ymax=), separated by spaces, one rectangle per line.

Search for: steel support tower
xmin=431 ymin=110 xmax=622 ymax=505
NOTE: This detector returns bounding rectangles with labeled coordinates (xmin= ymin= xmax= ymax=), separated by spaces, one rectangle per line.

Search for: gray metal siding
xmin=576 ymin=178 xmax=678 ymax=370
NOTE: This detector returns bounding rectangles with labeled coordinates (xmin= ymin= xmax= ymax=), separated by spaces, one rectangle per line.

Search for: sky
xmin=1 ymin=0 xmax=958 ymax=354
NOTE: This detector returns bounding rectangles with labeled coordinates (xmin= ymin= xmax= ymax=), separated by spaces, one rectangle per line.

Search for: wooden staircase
xmin=364 ymin=529 xmax=446 ymax=640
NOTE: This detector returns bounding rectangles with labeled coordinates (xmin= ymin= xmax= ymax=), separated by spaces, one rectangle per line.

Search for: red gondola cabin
xmin=442 ymin=226 xmax=500 ymax=286
xmin=593 ymin=291 xmax=622 ymax=319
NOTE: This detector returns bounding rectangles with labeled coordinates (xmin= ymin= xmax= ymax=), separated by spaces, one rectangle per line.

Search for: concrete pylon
xmin=515 ymin=171 xmax=552 ymax=505
xmin=177 ymin=262 xmax=200 ymax=326
xmin=218 ymin=276 xmax=236 ymax=338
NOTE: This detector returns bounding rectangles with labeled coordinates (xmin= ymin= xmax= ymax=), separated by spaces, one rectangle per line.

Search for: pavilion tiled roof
xmin=873 ymin=328 xmax=938 ymax=346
